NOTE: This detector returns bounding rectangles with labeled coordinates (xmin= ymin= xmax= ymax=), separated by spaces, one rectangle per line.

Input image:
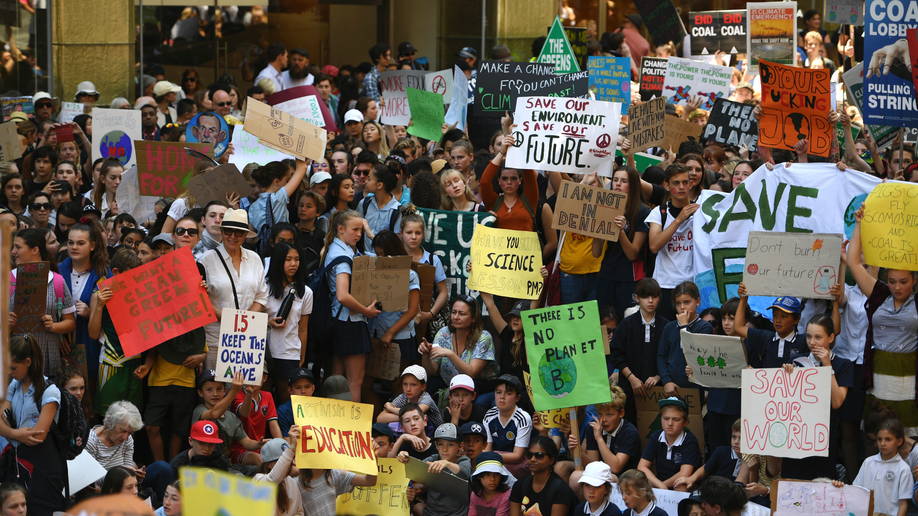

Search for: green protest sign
xmin=836 ymin=122 xmax=860 ymax=154
xmin=406 ymin=87 xmax=445 ymax=143
xmin=615 ymin=149 xmax=663 ymax=172
xmin=523 ymin=300 xmax=611 ymax=411
xmin=417 ymin=207 xmax=495 ymax=302
xmin=537 ymin=16 xmax=581 ymax=74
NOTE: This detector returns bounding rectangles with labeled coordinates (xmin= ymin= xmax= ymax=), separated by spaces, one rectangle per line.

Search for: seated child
xmin=373 ymin=423 xmax=396 ymax=457
xmin=445 ymin=374 xmax=486 ymax=427
xmin=169 ymin=420 xmax=230 ymax=476
xmin=461 ymin=421 xmax=489 ymax=464
xmin=231 ymin=365 xmax=283 ymax=466
xmin=276 ymin=368 xmax=316 ymax=436
xmin=619 ymin=470 xmax=668 ymax=516
xmin=399 ymin=423 xmax=471 ymax=516
xmin=674 ymin=419 xmax=743 ymax=490
xmin=574 ymin=462 xmax=622 ymax=516
xmin=483 ymin=374 xmax=532 ymax=480
xmin=389 ymin=402 xmax=434 ymax=460
xmin=379 ymin=365 xmax=443 ymax=428
xmin=637 ymin=397 xmax=701 ymax=491
xmin=469 ymin=451 xmax=514 ymax=516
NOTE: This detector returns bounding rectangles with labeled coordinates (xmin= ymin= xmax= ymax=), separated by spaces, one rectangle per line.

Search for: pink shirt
xmin=469 ymin=490 xmax=511 ymax=516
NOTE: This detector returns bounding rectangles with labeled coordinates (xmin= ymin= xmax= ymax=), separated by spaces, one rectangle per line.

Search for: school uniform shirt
xmin=599 ymin=204 xmax=651 ymax=282
xmin=575 ymin=500 xmax=622 ymax=516
xmin=265 ymin=285 xmax=313 ymax=361
xmin=509 ymin=473 xmax=577 ymax=516
xmin=249 ymin=189 xmax=291 ymax=230
xmin=370 ymin=269 xmax=419 ymax=340
xmin=640 ymin=429 xmax=702 ymax=481
xmin=854 ymin=453 xmax=913 ymax=516
xmin=835 ymin=284 xmax=868 ymax=365
xmin=231 ymin=391 xmax=278 ymax=457
xmin=422 ymin=454 xmax=471 ymax=516
xmin=326 ymin=238 xmax=365 ymax=323
xmin=7 ymin=378 xmax=60 ymax=447
xmin=609 ymin=311 xmax=667 ymax=381
xmin=657 ymin=317 xmax=713 ymax=388
xmin=277 ymin=400 xmax=294 ymax=437
xmin=644 ymin=202 xmax=694 ymax=289
xmin=622 ymin=502 xmax=667 ymax=516
xmin=703 ymin=445 xmax=742 ymax=481
xmin=581 ymin=418 xmax=642 ymax=474
xmin=359 ymin=194 xmax=402 ymax=251
xmin=744 ymin=327 xmax=806 ymax=369
xmin=483 ymin=406 xmax=533 ymax=453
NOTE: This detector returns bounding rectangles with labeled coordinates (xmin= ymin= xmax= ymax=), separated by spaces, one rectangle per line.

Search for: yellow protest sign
xmin=861 ymin=182 xmax=918 ymax=270
xmin=468 ymin=225 xmax=544 ymax=300
xmin=534 ymin=409 xmax=571 ymax=428
xmin=292 ymin=396 xmax=377 ymax=474
xmin=336 ymin=458 xmax=410 ymax=516
xmin=180 ymin=467 xmax=276 ymax=516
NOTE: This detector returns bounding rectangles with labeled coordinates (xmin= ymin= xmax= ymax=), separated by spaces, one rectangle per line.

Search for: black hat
xmin=454 ymin=60 xmax=472 ymax=72
xmin=290 ymin=47 xmax=310 ymax=59
xmin=82 ymin=203 xmax=102 ymax=217
xmin=398 ymin=42 xmax=416 ymax=55
xmin=625 ymin=13 xmax=644 ymax=28
xmin=504 ymin=300 xmax=528 ymax=319
xmin=372 ymin=423 xmax=396 ymax=440
xmin=289 ymin=367 xmax=315 ymax=383
xmin=196 ymin=369 xmax=217 ymax=387
xmin=490 ymin=374 xmax=523 ymax=393
xmin=461 ymin=421 xmax=488 ymax=439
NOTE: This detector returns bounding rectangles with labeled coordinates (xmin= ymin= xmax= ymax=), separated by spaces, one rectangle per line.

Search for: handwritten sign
xmin=1 ymin=97 xmax=31 ymax=122
xmin=472 ymin=61 xmax=589 ymax=118
xmin=98 ymin=247 xmax=216 ymax=357
xmin=681 ymin=330 xmax=748 ymax=389
xmin=404 ymin=457 xmax=469 ymax=503
xmin=366 ymin=338 xmax=401 ymax=381
xmin=266 ymin=85 xmax=339 ymax=132
xmin=181 ymin=468 xmax=276 ymax=516
xmin=336 ymin=458 xmax=410 ymax=516
xmin=185 ymin=163 xmax=253 ymax=207
xmin=534 ymin=409 xmax=571 ymax=429
xmin=12 ymin=262 xmax=49 ymax=334
xmin=743 ymin=231 xmax=843 ymax=298
xmin=522 ymin=300 xmax=611 ymax=411
xmin=639 ymin=57 xmax=668 ymax=101
xmin=627 ymin=97 xmax=666 ymax=154
xmin=587 ymin=56 xmax=631 ymax=114
xmin=379 ymin=70 xmax=426 ymax=126
xmin=229 ymin=127 xmax=294 ymax=169
xmin=215 ymin=308 xmax=267 ymax=386
xmin=417 ymin=208 xmax=496 ymax=306
xmin=703 ymin=98 xmax=758 ymax=151
xmin=411 ymin=262 xmax=436 ymax=312
xmin=134 ymin=141 xmax=213 ymax=197
xmin=773 ymin=479 xmax=873 ymax=516
xmin=406 ymin=87 xmax=445 ymax=142
xmin=0 ymin=121 xmax=21 ymax=161
xmin=468 ymin=225 xmax=544 ymax=300
xmin=660 ymin=115 xmax=703 ymax=151
xmin=506 ymin=96 xmax=621 ymax=176
xmin=425 ymin=69 xmax=454 ymax=105
xmin=759 ymin=60 xmax=832 ymax=157
xmin=862 ymin=182 xmax=918 ymax=270
xmin=663 ymin=57 xmax=732 ymax=110
xmin=93 ymin=108 xmax=142 ymax=168
xmin=690 ymin=10 xmax=747 ymax=55
xmin=552 ymin=181 xmax=626 ymax=241
xmin=243 ymin=97 xmax=327 ymax=162
xmin=633 ymin=387 xmax=705 ymax=453
xmin=59 ymin=102 xmax=85 ymax=123
xmin=352 ymin=255 xmax=412 ymax=312
xmin=633 ymin=0 xmax=687 ymax=48
xmin=864 ymin=0 xmax=918 ymax=126
xmin=742 ymin=368 xmax=831 ymax=458
xmin=293 ymin=396 xmax=377 ymax=475
xmin=747 ymin=3 xmax=797 ymax=69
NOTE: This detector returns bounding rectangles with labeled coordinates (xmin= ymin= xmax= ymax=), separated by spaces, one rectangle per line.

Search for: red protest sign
xmin=758 ymin=60 xmax=832 ymax=157
xmin=98 ymin=246 xmax=216 ymax=356
xmin=134 ymin=141 xmax=213 ymax=197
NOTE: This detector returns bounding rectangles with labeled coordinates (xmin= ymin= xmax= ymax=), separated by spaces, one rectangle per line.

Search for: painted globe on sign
xmin=99 ymin=130 xmax=132 ymax=166
xmin=538 ymin=352 xmax=577 ymax=399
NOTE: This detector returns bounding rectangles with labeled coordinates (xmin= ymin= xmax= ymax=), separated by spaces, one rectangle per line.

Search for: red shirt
xmin=230 ymin=390 xmax=278 ymax=456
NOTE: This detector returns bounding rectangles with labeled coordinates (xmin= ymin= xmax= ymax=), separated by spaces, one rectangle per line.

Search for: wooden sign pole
xmin=569 ymin=407 xmax=583 ymax=471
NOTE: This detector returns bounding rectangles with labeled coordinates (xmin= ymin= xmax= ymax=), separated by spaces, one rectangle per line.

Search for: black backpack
xmin=46 ymin=380 xmax=89 ymax=460
xmin=307 ymin=255 xmax=353 ymax=345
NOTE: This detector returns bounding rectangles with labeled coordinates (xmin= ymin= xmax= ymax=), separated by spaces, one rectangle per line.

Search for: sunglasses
xmin=36 ymin=103 xmax=53 ymax=109
xmin=174 ymin=227 xmax=199 ymax=237
xmin=215 ymin=101 xmax=232 ymax=107
xmin=524 ymin=451 xmax=548 ymax=460
xmin=222 ymin=228 xmax=247 ymax=238
xmin=355 ymin=169 xmax=370 ymax=176
xmin=184 ymin=77 xmax=197 ymax=82
xmin=30 ymin=202 xmax=52 ymax=211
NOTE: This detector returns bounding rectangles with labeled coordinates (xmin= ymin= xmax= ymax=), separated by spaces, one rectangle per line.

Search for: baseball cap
xmin=736 ymin=82 xmax=754 ymax=93
xmin=309 ymin=172 xmax=332 ymax=186
xmin=82 ymin=204 xmax=102 ymax=217
xmin=290 ymin=47 xmax=310 ymax=58
xmin=324 ymin=374 xmax=351 ymax=400
xmin=322 ymin=65 xmax=340 ymax=77
xmin=454 ymin=60 xmax=472 ymax=72
xmin=344 ymin=109 xmax=363 ymax=124
xmin=153 ymin=81 xmax=182 ymax=97
xmin=456 ymin=47 xmax=478 ymax=60
xmin=196 ymin=369 xmax=217 ymax=387
xmin=398 ymin=42 xmax=416 ymax=55
xmin=579 ymin=461 xmax=615 ymax=486
xmin=679 ymin=494 xmax=704 ymax=514
xmin=190 ymin=420 xmax=223 ymax=443
xmin=401 ymin=364 xmax=427 ymax=383
xmin=9 ymin=111 xmax=27 ymax=122
xmin=450 ymin=374 xmax=476 ymax=393
xmin=768 ymin=296 xmax=802 ymax=314
xmin=461 ymin=421 xmax=488 ymax=439
xmin=289 ymin=367 xmax=315 ymax=383
xmin=433 ymin=422 xmax=462 ymax=442
xmin=658 ymin=396 xmax=688 ymax=411
xmin=260 ymin=438 xmax=290 ymax=463
xmin=372 ymin=422 xmax=396 ymax=441
xmin=152 ymin=233 xmax=174 ymax=248
xmin=504 ymin=300 xmax=528 ymax=319
xmin=490 ymin=374 xmax=523 ymax=394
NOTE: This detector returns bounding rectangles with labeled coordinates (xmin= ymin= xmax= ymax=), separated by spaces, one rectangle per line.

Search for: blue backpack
xmin=307 ymin=255 xmax=353 ymax=345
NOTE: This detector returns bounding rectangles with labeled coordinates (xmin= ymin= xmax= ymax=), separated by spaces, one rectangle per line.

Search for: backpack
xmin=257 ymin=196 xmax=275 ymax=257
xmin=360 ymin=197 xmax=405 ymax=234
xmin=307 ymin=255 xmax=353 ymax=345
xmin=45 ymin=379 xmax=89 ymax=461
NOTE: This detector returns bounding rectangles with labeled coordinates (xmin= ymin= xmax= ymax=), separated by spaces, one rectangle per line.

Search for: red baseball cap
xmin=190 ymin=420 xmax=223 ymax=444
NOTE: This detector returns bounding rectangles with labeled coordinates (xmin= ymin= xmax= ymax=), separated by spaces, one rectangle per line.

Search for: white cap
xmin=153 ymin=80 xmax=182 ymax=97
xmin=75 ymin=81 xmax=100 ymax=100
xmin=578 ymin=461 xmax=614 ymax=487
xmin=401 ymin=365 xmax=427 ymax=383
xmin=310 ymin=172 xmax=332 ymax=186
xmin=344 ymin=109 xmax=363 ymax=124
xmin=449 ymin=374 xmax=475 ymax=392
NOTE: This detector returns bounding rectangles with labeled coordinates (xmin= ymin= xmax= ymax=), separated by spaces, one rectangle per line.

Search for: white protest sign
xmin=681 ymin=330 xmax=747 ymax=389
xmin=743 ymin=232 xmax=842 ymax=300
xmin=425 ymin=69 xmax=453 ymax=105
xmin=216 ymin=308 xmax=268 ymax=385
xmin=773 ymin=480 xmax=872 ymax=516
xmin=609 ymin=485 xmax=767 ymax=516
xmin=741 ymin=367 xmax=832 ymax=458
xmin=93 ymin=107 xmax=143 ymax=169
xmin=380 ymin=70 xmax=426 ymax=125
xmin=444 ymin=66 xmax=468 ymax=130
xmin=506 ymin=96 xmax=621 ymax=177
xmin=59 ymin=102 xmax=85 ymax=123
xmin=68 ymin=450 xmax=109 ymax=493
xmin=229 ymin=127 xmax=294 ymax=169
xmin=114 ymin=164 xmax=158 ymax=224
xmin=270 ymin=94 xmax=325 ymax=128
xmin=662 ymin=57 xmax=732 ymax=110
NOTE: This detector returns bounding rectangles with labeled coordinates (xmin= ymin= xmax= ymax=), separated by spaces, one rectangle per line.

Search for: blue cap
xmin=461 ymin=421 xmax=488 ymax=439
xmin=768 ymin=296 xmax=802 ymax=314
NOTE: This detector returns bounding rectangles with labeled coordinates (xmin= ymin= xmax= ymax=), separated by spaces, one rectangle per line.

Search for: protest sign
xmin=703 ymin=99 xmax=758 ymax=150
xmin=352 ymin=255 xmax=413 ymax=311
xmin=444 ymin=66 xmax=468 ymax=130
xmin=12 ymin=262 xmax=49 ymax=334
xmin=468 ymin=225 xmax=544 ymax=300
xmin=185 ymin=163 xmax=253 ymax=208
xmin=97 ymin=247 xmax=216 ymax=357
xmin=633 ymin=0 xmax=687 ymax=47
xmin=67 ymin=451 xmax=108 ymax=494
xmin=266 ymin=85 xmax=339 ymax=132
xmin=537 ymin=17 xmax=581 ymax=74
xmin=639 ymin=57 xmax=668 ymax=101
xmin=367 ymin=339 xmax=401 ymax=381
xmin=587 ymin=56 xmax=631 ymax=113
xmin=835 ymin=121 xmax=860 ymax=153
xmin=215 ymin=308 xmax=268 ymax=385
xmin=551 ymin=181 xmax=627 ymax=240
xmin=2 ymin=97 xmax=32 ymax=122
xmin=533 ymin=409 xmax=571 ymax=429
xmin=633 ymin=386 xmax=705 ymax=453
xmin=243 ymin=97 xmax=327 ymax=162
xmin=563 ymin=26 xmax=589 ymax=70
xmin=186 ymin=111 xmax=229 ymax=158
xmin=663 ymin=57 xmax=733 ymax=110
xmin=772 ymin=480 xmax=873 ymax=516
xmin=0 ymin=121 xmax=21 ymax=161
xmin=417 ymin=208 xmax=495 ymax=306
xmin=472 ymin=61 xmax=589 ymax=118
xmin=609 ymin=485 xmax=769 ymax=516
xmin=506 ymin=96 xmax=621 ymax=177
xmin=229 ymin=127 xmax=294 ymax=169
xmin=93 ymin=108 xmax=142 ymax=168
xmin=747 ymin=3 xmax=797 ymax=69
xmin=627 ymin=97 xmax=666 ymax=154
xmin=827 ymin=0 xmax=864 ymax=26
xmin=405 ymin=457 xmax=469 ymax=502
xmin=842 ymin=63 xmax=898 ymax=151
xmin=411 ymin=262 xmax=436 ymax=312
xmin=59 ymin=102 xmax=85 ymax=123
xmin=379 ymin=70 xmax=426 ymax=125
xmin=292 ymin=396 xmax=377 ymax=474
xmin=115 ymin=165 xmax=162 ymax=228
xmin=690 ymin=10 xmax=747 ymax=55
xmin=681 ymin=330 xmax=748 ymax=389
xmin=743 ymin=232 xmax=843 ymax=298
xmin=406 ymin=87 xmax=445 ymax=142
xmin=336 ymin=458 xmax=410 ymax=516
xmin=181 ymin=468 xmax=276 ymax=516
xmin=522 ymin=300 xmax=611 ymax=411
xmin=425 ymin=69 xmax=453 ymax=105
xmin=759 ymin=60 xmax=832 ymax=157
xmin=862 ymin=182 xmax=918 ymax=270
xmin=616 ymin=148 xmax=664 ymax=172
xmin=741 ymin=367 xmax=832 ymax=458
xmin=660 ymin=115 xmax=703 ymax=152
xmin=864 ymin=1 xmax=918 ymax=127
xmin=134 ymin=141 xmax=213 ymax=197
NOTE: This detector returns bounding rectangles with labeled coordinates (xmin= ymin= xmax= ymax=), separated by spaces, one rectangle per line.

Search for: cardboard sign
xmin=468 ymin=225 xmax=544 ymax=300
xmin=522 ymin=300 xmax=611 ymax=411
xmin=551 ymin=181 xmax=627 ymax=241
xmin=681 ymin=330 xmax=748 ymax=389
xmin=404 ymin=457 xmax=469 ymax=503
xmin=185 ymin=163 xmax=253 ymax=207
xmin=747 ymin=2 xmax=797 ymax=69
xmin=772 ymin=480 xmax=873 ymax=516
xmin=864 ymin=2 xmax=918 ymax=127
xmin=93 ymin=108 xmax=142 ymax=168
xmin=228 ymin=127 xmax=294 ymax=169
xmin=336 ymin=458 xmax=410 ymax=516
xmin=537 ymin=16 xmax=581 ymax=74
xmin=743 ymin=231 xmax=843 ymax=298
xmin=587 ymin=56 xmax=631 ymax=114
xmin=759 ymin=60 xmax=832 ymax=157
xmin=352 ymin=255 xmax=413 ymax=312
xmin=115 ymin=165 xmax=157 ymax=226
xmin=406 ymin=87 xmax=445 ymax=142
xmin=293 ymin=396 xmax=377 ymax=475
xmin=663 ymin=57 xmax=733 ymax=110
xmin=862 ymin=182 xmax=918 ymax=270
xmin=425 ymin=69 xmax=453 ymax=105
xmin=472 ymin=61 xmax=589 ymax=118
xmin=2 ymin=97 xmax=32 ymax=122
xmin=741 ymin=367 xmax=832 ymax=458
xmin=633 ymin=0 xmax=687 ymax=47
xmin=411 ymin=262 xmax=436 ymax=312
xmin=379 ymin=70 xmax=426 ymax=126
xmin=181 ymin=468 xmax=276 ymax=516
xmin=215 ymin=308 xmax=268 ymax=386
xmin=841 ymin=63 xmax=897 ymax=151
xmin=134 ymin=141 xmax=213 ymax=197
xmin=59 ymin=102 xmax=85 ymax=123
xmin=690 ymin=10 xmax=747 ymax=55
xmin=534 ymin=409 xmax=571 ymax=429
xmin=12 ymin=262 xmax=49 ymax=334
xmin=0 ymin=120 xmax=22 ymax=161
xmin=660 ymin=116 xmax=703 ymax=151
xmin=366 ymin=338 xmax=401 ymax=381
xmin=266 ymin=85 xmax=339 ymax=132
xmin=702 ymin=98 xmax=759 ymax=151
xmin=627 ymin=97 xmax=667 ymax=154
xmin=417 ymin=208 xmax=496 ymax=304
xmin=97 ymin=247 xmax=216 ymax=357
xmin=243 ymin=97 xmax=327 ymax=162
xmin=639 ymin=57 xmax=668 ymax=101
xmin=506 ymin=96 xmax=621 ymax=177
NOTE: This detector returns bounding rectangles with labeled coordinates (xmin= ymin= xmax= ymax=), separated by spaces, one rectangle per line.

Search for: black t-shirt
xmin=498 ymin=326 xmax=527 ymax=385
xmin=169 ymin=449 xmax=229 ymax=477
xmin=510 ymin=473 xmax=576 ymax=516
xmin=599 ymin=204 xmax=651 ymax=281
xmin=444 ymin=403 xmax=487 ymax=428
xmin=26 ymin=179 xmax=49 ymax=197
xmin=396 ymin=439 xmax=436 ymax=461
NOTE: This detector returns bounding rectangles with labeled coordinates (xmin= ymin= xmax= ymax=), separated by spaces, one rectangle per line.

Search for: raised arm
xmin=847 ymin=205 xmax=878 ymax=297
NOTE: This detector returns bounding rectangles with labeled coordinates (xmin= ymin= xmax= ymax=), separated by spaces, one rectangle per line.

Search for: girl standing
xmin=480 ymin=132 xmax=538 ymax=231
xmin=318 ymin=174 xmax=355 ymax=234
xmin=88 ymin=158 xmax=123 ymax=215
xmin=840 ymin=418 xmax=911 ymax=516
xmin=1 ymin=173 xmax=25 ymax=214
xmin=26 ymin=192 xmax=53 ymax=229
xmin=362 ymin=121 xmax=390 ymax=160
xmin=449 ymin=140 xmax=475 ymax=182
xmin=399 ymin=207 xmax=449 ymax=345
xmin=657 ymin=281 xmax=712 ymax=398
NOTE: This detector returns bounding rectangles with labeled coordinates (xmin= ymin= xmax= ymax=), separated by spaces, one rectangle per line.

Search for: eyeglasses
xmin=222 ymin=228 xmax=247 ymax=238
xmin=524 ymin=451 xmax=548 ymax=460
xmin=215 ymin=102 xmax=231 ymax=107
xmin=174 ymin=227 xmax=199 ymax=237
xmin=30 ymin=202 xmax=52 ymax=211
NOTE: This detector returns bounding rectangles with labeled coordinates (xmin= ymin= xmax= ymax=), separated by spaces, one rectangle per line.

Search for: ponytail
xmin=11 ymin=335 xmax=44 ymax=406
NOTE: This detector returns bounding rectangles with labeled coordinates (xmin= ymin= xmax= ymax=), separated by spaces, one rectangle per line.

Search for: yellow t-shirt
xmin=148 ymin=344 xmax=208 ymax=388
xmin=560 ymin=233 xmax=604 ymax=275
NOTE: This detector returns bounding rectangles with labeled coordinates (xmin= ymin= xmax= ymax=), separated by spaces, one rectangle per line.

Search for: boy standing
xmin=169 ymin=420 xmax=230 ymax=477
xmin=734 ymin=284 xmax=805 ymax=367
xmin=378 ymin=365 xmax=443 ymax=427
xmin=445 ymin=374 xmax=486 ymax=427
xmin=276 ymin=368 xmax=316 ymax=436
xmin=637 ymin=397 xmax=701 ymax=491
xmin=399 ymin=423 xmax=472 ymax=516
xmin=231 ymin=365 xmax=283 ymax=466
xmin=483 ymin=374 xmax=532 ymax=479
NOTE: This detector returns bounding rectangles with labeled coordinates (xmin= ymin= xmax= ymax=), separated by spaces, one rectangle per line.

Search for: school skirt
xmin=331 ymin=319 xmax=372 ymax=356
xmin=866 ymin=349 xmax=918 ymax=435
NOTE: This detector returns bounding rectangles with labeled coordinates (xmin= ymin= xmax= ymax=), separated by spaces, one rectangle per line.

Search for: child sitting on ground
xmin=637 ymin=397 xmax=701 ymax=491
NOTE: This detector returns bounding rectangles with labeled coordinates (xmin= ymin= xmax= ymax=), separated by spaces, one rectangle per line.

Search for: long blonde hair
xmin=321 ymin=208 xmax=361 ymax=264
xmin=439 ymin=169 xmax=479 ymax=210
xmin=362 ymin=121 xmax=390 ymax=157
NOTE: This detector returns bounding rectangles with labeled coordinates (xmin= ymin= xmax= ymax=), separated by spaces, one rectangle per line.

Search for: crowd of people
xmin=0 ymin=7 xmax=914 ymax=516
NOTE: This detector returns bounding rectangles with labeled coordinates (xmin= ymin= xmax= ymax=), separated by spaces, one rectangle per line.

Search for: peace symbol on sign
xmin=596 ymin=134 xmax=612 ymax=149
xmin=512 ymin=131 xmax=524 ymax=148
